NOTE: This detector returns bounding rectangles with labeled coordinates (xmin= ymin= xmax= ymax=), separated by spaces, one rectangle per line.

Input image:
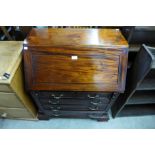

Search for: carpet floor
xmin=0 ymin=115 xmax=155 ymax=129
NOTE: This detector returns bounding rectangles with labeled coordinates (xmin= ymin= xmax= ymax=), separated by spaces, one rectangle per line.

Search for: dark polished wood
xmin=23 ymin=28 xmax=128 ymax=121
xmin=25 ymin=28 xmax=128 ymax=48
xmin=38 ymin=110 xmax=109 ymax=121
xmin=23 ymin=28 xmax=128 ymax=92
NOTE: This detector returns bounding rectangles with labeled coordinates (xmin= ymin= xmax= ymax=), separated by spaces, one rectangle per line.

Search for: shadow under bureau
xmin=23 ymin=28 xmax=128 ymax=121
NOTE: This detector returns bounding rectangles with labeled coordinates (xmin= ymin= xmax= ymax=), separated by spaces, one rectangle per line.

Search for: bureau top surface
xmin=25 ymin=28 xmax=128 ymax=49
xmin=0 ymin=41 xmax=23 ymax=84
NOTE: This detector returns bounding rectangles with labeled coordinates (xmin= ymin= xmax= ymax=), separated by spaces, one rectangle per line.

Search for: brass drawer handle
xmin=49 ymin=106 xmax=61 ymax=110
xmin=53 ymin=114 xmax=60 ymax=117
xmin=51 ymin=109 xmax=60 ymax=117
xmin=51 ymin=94 xmax=63 ymax=99
xmin=48 ymin=100 xmax=59 ymax=105
xmin=89 ymin=106 xmax=98 ymax=111
xmin=90 ymin=101 xmax=100 ymax=106
xmin=88 ymin=94 xmax=99 ymax=99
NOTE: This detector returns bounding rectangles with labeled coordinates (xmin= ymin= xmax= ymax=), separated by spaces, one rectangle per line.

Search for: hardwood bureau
xmin=0 ymin=41 xmax=37 ymax=119
xmin=23 ymin=28 xmax=128 ymax=121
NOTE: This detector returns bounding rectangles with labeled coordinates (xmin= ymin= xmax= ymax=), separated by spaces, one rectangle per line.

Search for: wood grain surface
xmin=25 ymin=28 xmax=128 ymax=49
xmin=24 ymin=28 xmax=128 ymax=92
xmin=0 ymin=41 xmax=23 ymax=84
xmin=0 ymin=41 xmax=37 ymax=119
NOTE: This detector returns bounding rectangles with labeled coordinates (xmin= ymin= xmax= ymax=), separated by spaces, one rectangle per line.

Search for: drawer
xmin=0 ymin=92 xmax=24 ymax=108
xmin=43 ymin=110 xmax=107 ymax=119
xmin=0 ymin=84 xmax=12 ymax=92
xmin=42 ymin=103 xmax=107 ymax=111
xmin=34 ymin=91 xmax=112 ymax=99
xmin=0 ymin=107 xmax=33 ymax=119
xmin=40 ymin=98 xmax=110 ymax=105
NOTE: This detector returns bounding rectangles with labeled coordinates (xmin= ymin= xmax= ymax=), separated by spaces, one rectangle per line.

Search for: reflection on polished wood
xmin=25 ymin=28 xmax=128 ymax=48
xmin=24 ymin=28 xmax=128 ymax=92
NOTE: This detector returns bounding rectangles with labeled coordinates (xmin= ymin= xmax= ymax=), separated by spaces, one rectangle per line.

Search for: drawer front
xmin=0 ymin=84 xmax=12 ymax=92
xmin=31 ymin=91 xmax=111 ymax=112
xmin=40 ymin=98 xmax=109 ymax=105
xmin=25 ymin=49 xmax=124 ymax=92
xmin=42 ymin=102 xmax=107 ymax=111
xmin=43 ymin=110 xmax=107 ymax=119
xmin=0 ymin=92 xmax=24 ymax=108
xmin=35 ymin=91 xmax=112 ymax=99
xmin=0 ymin=107 xmax=33 ymax=119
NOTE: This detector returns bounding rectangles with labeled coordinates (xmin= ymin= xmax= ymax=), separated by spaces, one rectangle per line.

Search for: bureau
xmin=23 ymin=28 xmax=128 ymax=121
xmin=0 ymin=41 xmax=37 ymax=119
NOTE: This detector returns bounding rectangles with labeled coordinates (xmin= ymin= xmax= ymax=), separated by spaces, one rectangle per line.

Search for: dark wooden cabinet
xmin=23 ymin=28 xmax=128 ymax=121
xmin=112 ymin=44 xmax=155 ymax=117
xmin=121 ymin=26 xmax=155 ymax=44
